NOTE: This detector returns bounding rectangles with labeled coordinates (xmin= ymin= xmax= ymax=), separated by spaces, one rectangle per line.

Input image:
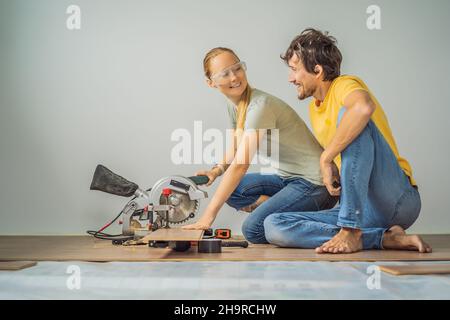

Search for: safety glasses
xmin=210 ymin=61 xmax=247 ymax=85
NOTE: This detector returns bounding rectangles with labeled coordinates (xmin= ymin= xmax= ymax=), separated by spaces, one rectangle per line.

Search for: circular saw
xmin=150 ymin=175 xmax=207 ymax=224
xmin=89 ymin=165 xmax=209 ymax=236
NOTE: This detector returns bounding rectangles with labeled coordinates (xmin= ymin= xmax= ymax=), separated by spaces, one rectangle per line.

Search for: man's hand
xmin=195 ymin=169 xmax=221 ymax=186
xmin=320 ymin=156 xmax=341 ymax=196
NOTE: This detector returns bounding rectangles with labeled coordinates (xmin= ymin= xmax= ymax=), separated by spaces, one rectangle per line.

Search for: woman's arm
xmin=182 ymin=129 xmax=264 ymax=230
xmin=195 ymin=129 xmax=238 ymax=186
xmin=216 ymin=128 xmax=243 ymax=172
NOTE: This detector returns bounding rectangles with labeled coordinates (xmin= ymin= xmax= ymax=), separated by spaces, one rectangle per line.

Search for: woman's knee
xmin=263 ymin=214 xmax=291 ymax=246
xmin=241 ymin=216 xmax=266 ymax=244
xmin=225 ymin=177 xmax=258 ymax=210
xmin=264 ymin=214 xmax=314 ymax=248
xmin=225 ymin=193 xmax=241 ymax=210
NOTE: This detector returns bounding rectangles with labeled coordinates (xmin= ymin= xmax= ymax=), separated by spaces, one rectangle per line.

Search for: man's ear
xmin=206 ymin=78 xmax=216 ymax=88
xmin=314 ymin=65 xmax=324 ymax=79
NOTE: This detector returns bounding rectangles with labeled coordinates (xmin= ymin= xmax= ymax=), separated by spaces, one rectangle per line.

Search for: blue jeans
xmin=264 ymin=109 xmax=421 ymax=250
xmin=226 ymin=173 xmax=338 ymax=244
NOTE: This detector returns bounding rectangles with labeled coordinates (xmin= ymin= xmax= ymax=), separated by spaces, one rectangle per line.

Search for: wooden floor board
xmin=142 ymin=229 xmax=203 ymax=241
xmin=379 ymin=264 xmax=450 ymax=275
xmin=0 ymin=261 xmax=37 ymax=270
xmin=0 ymin=234 xmax=449 ymax=262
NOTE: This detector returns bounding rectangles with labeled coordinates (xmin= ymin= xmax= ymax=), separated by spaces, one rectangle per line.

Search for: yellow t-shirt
xmin=309 ymin=75 xmax=416 ymax=186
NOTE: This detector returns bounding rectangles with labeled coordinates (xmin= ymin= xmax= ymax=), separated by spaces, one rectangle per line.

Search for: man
xmin=263 ymin=28 xmax=432 ymax=254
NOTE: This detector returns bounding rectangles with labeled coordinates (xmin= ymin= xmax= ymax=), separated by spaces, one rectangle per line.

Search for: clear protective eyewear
xmin=210 ymin=61 xmax=247 ymax=85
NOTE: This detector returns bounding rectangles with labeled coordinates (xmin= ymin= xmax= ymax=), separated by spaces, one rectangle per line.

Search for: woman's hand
xmin=195 ymin=168 xmax=221 ymax=186
xmin=181 ymin=218 xmax=213 ymax=230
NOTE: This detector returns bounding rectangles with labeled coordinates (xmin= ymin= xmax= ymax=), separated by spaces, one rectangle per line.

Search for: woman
xmin=182 ymin=47 xmax=338 ymax=243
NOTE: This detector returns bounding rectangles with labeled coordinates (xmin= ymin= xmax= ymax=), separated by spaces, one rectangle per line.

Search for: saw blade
xmin=157 ymin=191 xmax=199 ymax=224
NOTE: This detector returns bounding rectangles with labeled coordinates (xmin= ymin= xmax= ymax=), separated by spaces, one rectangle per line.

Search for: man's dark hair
xmin=281 ymin=28 xmax=342 ymax=81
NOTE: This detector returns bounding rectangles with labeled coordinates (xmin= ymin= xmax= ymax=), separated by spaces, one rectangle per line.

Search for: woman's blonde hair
xmin=203 ymin=47 xmax=252 ymax=131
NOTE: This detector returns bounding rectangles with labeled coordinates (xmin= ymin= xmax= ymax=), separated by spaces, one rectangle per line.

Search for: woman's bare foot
xmin=241 ymin=195 xmax=270 ymax=213
xmin=382 ymin=225 xmax=432 ymax=253
xmin=316 ymin=228 xmax=363 ymax=254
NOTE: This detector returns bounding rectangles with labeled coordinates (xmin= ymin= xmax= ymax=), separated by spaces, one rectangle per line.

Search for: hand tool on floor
xmin=157 ymin=239 xmax=249 ymax=253
xmin=198 ymin=239 xmax=249 ymax=253
xmin=201 ymin=228 xmax=231 ymax=239
xmin=214 ymin=228 xmax=231 ymax=239
xmin=88 ymin=164 xmax=208 ymax=242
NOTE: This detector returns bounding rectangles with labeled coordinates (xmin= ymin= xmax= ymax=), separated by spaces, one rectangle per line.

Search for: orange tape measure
xmin=214 ymin=229 xmax=231 ymax=239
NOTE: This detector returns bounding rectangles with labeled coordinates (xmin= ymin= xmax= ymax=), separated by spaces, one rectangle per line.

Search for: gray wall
xmin=1 ymin=0 xmax=449 ymax=235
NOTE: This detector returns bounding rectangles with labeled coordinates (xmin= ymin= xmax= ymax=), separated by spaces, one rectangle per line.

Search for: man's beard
xmin=297 ymin=86 xmax=311 ymax=100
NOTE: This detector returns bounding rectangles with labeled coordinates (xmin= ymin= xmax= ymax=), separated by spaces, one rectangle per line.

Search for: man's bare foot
xmin=241 ymin=195 xmax=270 ymax=213
xmin=316 ymin=228 xmax=363 ymax=254
xmin=382 ymin=225 xmax=432 ymax=253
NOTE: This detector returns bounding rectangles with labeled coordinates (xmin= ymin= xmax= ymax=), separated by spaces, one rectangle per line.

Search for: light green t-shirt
xmin=227 ymin=88 xmax=324 ymax=185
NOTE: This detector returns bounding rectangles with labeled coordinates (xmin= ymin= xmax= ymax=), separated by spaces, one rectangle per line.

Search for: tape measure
xmin=214 ymin=229 xmax=231 ymax=239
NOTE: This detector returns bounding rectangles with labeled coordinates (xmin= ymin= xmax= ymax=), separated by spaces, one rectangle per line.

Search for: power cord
xmin=87 ymin=188 xmax=152 ymax=241
xmin=86 ymin=209 xmax=133 ymax=241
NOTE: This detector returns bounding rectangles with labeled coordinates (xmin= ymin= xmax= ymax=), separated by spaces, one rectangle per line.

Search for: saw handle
xmin=188 ymin=175 xmax=210 ymax=186
xmin=221 ymin=240 xmax=249 ymax=248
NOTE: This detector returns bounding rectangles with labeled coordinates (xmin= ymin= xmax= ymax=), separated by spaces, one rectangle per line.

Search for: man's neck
xmin=314 ymin=80 xmax=332 ymax=102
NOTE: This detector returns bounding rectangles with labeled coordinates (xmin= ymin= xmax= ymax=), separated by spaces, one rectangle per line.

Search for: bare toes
xmin=317 ymin=245 xmax=329 ymax=254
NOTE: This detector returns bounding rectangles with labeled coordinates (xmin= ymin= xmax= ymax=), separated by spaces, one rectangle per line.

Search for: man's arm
xmin=320 ymin=89 xmax=376 ymax=195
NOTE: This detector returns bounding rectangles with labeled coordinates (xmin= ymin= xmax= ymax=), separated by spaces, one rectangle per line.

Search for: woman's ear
xmin=206 ymin=78 xmax=216 ymax=88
